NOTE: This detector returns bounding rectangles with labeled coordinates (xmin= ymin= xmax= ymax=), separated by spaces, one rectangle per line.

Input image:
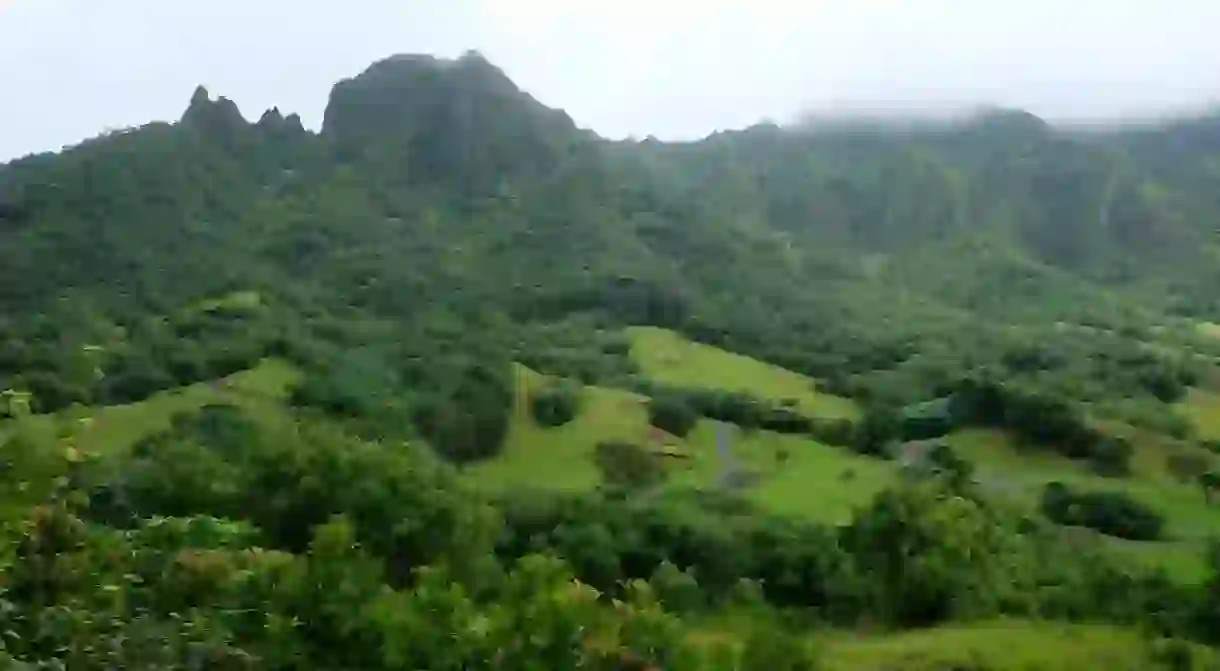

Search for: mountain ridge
xmin=1 ymin=51 xmax=1219 ymax=445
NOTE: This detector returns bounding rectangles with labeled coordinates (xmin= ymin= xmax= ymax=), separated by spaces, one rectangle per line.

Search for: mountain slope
xmin=2 ymin=51 xmax=1220 ymax=451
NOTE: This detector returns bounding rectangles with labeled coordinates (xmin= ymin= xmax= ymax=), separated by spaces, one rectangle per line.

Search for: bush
xmin=412 ymin=360 xmax=514 ymax=464
xmin=1040 ymin=482 xmax=1165 ymax=541
xmin=757 ymin=406 xmax=813 ymax=434
xmin=647 ymin=395 xmax=698 ymax=438
xmin=649 ymin=561 xmax=703 ymax=612
xmin=1089 ymin=435 xmax=1134 ymax=478
xmin=853 ymin=406 xmax=901 ymax=456
xmin=1138 ymin=366 xmax=1189 ymax=403
xmin=949 ymin=376 xmax=1140 ymax=469
xmin=700 ymin=390 xmax=765 ymax=430
xmin=1198 ymin=472 xmax=1220 ymax=503
xmin=290 ymin=372 xmax=368 ymax=417
xmin=844 ymin=483 xmax=1016 ymax=625
xmin=632 ymin=383 xmax=826 ymax=436
xmin=926 ymin=442 xmax=975 ymax=491
xmin=594 ymin=441 xmax=667 ymax=491
xmin=530 ymin=382 xmax=581 ymax=427
xmin=809 ymin=418 xmax=857 ymax=447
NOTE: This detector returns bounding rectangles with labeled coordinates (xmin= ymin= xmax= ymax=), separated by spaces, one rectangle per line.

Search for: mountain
xmin=3 ymin=51 xmax=1220 ymax=453
xmin=10 ymin=50 xmax=1220 ymax=668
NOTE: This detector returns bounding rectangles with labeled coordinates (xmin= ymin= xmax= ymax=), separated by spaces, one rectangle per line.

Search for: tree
xmin=1040 ymin=482 xmax=1165 ymax=541
xmin=594 ymin=441 xmax=667 ymax=491
xmin=1089 ymin=435 xmax=1134 ymax=478
xmin=844 ymin=482 xmax=1022 ymax=625
xmin=530 ymin=381 xmax=581 ymax=427
xmin=853 ymin=405 xmax=901 ymax=456
xmin=1199 ymin=471 xmax=1220 ymax=504
xmin=926 ymin=442 xmax=975 ymax=492
xmin=647 ymin=395 xmax=698 ymax=438
xmin=649 ymin=560 xmax=703 ymax=612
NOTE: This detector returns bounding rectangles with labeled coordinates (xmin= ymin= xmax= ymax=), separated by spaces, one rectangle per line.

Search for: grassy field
xmin=626 ymin=326 xmax=859 ymax=419
xmin=666 ymin=421 xmax=895 ymax=524
xmin=474 ymin=333 xmax=1220 ymax=553
xmin=948 ymin=428 xmax=1216 ymax=581
xmin=1180 ymin=388 xmax=1220 ymax=440
xmin=465 ymin=365 xmax=650 ymax=492
xmin=949 ymin=429 xmax=1219 ymax=533
xmin=2 ymin=358 xmax=299 ymax=456
xmin=745 ymin=433 xmax=895 ymax=525
xmin=1195 ymin=320 xmax=1220 ymax=341
xmin=469 ymin=370 xmax=1220 ymax=579
xmin=817 ymin=619 xmax=1216 ymax=671
xmin=467 ymin=362 xmax=892 ymax=524
xmin=3 ymin=338 xmax=1211 ymax=580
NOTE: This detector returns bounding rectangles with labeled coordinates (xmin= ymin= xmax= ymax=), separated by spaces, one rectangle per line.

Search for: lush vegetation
xmin=647 ymin=395 xmax=700 ymax=438
xmin=5 ymin=49 xmax=1220 ymax=666
xmin=1041 ymin=481 xmax=1166 ymax=541
xmin=6 ymin=404 xmax=1220 ymax=667
xmin=530 ymin=380 xmax=582 ymax=427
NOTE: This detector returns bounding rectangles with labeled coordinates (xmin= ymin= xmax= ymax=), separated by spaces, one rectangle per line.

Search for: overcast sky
xmin=3 ymin=1 xmax=1220 ymax=160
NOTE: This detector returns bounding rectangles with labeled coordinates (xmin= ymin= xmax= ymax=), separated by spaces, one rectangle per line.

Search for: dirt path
xmin=712 ymin=421 xmax=743 ymax=488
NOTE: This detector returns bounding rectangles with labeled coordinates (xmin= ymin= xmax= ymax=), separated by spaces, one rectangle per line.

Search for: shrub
xmin=701 ymin=390 xmax=765 ymax=429
xmin=411 ymin=360 xmax=514 ymax=464
xmin=290 ymin=372 xmax=367 ymax=417
xmin=599 ymin=336 xmax=631 ymax=356
xmin=853 ymin=406 xmax=902 ymax=456
xmin=949 ymin=376 xmax=1142 ymax=469
xmin=594 ymin=441 xmax=667 ymax=491
xmin=647 ymin=395 xmax=698 ymax=438
xmin=845 ymin=483 xmax=1016 ymax=625
xmin=1138 ymin=365 xmax=1188 ymax=403
xmin=1040 ymin=482 xmax=1164 ymax=541
xmin=926 ymin=442 xmax=975 ymax=491
xmin=530 ymin=382 xmax=581 ymax=427
xmin=1198 ymin=472 xmax=1220 ymax=503
xmin=757 ymin=406 xmax=813 ymax=434
xmin=810 ymin=418 xmax=857 ymax=447
xmin=649 ymin=561 xmax=703 ymax=612
xmin=1089 ymin=435 xmax=1134 ymax=478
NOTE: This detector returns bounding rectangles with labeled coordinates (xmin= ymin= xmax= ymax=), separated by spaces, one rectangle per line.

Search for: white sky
xmin=3 ymin=1 xmax=1220 ymax=159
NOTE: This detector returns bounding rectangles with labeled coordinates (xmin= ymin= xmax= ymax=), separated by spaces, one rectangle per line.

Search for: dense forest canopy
xmin=5 ymin=50 xmax=1220 ymax=667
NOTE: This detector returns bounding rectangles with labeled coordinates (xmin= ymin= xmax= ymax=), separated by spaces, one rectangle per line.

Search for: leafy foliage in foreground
xmin=1 ymin=412 xmax=824 ymax=669
xmin=5 ymin=396 xmax=1220 ymax=666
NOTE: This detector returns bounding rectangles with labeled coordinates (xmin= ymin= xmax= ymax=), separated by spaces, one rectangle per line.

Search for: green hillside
xmin=627 ymin=326 xmax=858 ymax=419
xmin=7 ymin=50 xmax=1220 ymax=667
xmin=468 ymin=354 xmax=889 ymax=525
xmin=818 ymin=620 xmax=1220 ymax=671
xmin=465 ymin=365 xmax=648 ymax=492
xmin=2 ymin=359 xmax=299 ymax=454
